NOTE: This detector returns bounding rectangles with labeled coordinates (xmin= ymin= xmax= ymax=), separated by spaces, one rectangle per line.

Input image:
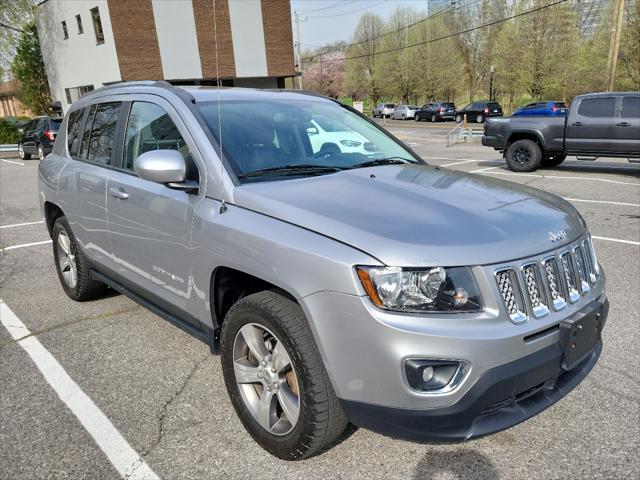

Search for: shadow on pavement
xmin=413 ymin=448 xmax=499 ymax=480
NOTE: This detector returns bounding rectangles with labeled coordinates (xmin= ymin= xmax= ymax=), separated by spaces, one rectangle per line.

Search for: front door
xmin=106 ymin=99 xmax=203 ymax=323
xmin=565 ymin=96 xmax=616 ymax=154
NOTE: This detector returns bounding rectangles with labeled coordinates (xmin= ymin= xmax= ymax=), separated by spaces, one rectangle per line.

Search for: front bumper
xmin=340 ymin=299 xmax=606 ymax=441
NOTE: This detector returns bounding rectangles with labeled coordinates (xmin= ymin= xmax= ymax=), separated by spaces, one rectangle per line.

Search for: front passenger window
xmin=123 ymin=102 xmax=196 ymax=181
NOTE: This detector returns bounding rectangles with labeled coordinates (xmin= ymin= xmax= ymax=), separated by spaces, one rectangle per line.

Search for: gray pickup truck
xmin=483 ymin=92 xmax=640 ymax=171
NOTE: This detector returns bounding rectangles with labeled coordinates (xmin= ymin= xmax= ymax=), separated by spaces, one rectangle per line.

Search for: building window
xmin=62 ymin=21 xmax=69 ymax=39
xmin=90 ymin=7 xmax=104 ymax=45
xmin=76 ymin=14 xmax=83 ymax=34
xmin=64 ymin=84 xmax=95 ymax=105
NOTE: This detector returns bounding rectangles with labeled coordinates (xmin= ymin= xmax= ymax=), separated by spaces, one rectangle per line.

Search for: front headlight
xmin=356 ymin=266 xmax=482 ymax=313
xmin=340 ymin=139 xmax=362 ymax=147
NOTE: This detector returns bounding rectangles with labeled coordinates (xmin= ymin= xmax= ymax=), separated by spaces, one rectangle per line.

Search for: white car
xmin=307 ymin=116 xmax=374 ymax=156
xmin=392 ymin=105 xmax=419 ymax=120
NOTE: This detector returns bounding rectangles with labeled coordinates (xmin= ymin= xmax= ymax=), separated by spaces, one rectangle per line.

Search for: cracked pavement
xmin=1 ymin=133 xmax=638 ymax=479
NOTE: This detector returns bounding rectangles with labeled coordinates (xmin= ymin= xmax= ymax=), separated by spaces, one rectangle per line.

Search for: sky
xmin=290 ymin=0 xmax=432 ymax=49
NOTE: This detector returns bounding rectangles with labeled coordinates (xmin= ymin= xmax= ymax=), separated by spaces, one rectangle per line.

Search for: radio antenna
xmin=213 ymin=0 xmax=227 ymax=214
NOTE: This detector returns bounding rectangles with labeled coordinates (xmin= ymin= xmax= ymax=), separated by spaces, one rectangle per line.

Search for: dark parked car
xmin=415 ymin=102 xmax=456 ymax=122
xmin=455 ymin=101 xmax=503 ymax=123
xmin=513 ymin=101 xmax=568 ymax=117
xmin=483 ymin=92 xmax=640 ymax=171
xmin=18 ymin=116 xmax=62 ymax=160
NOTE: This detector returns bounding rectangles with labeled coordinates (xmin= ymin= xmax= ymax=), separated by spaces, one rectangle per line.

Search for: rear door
xmin=106 ymin=98 xmax=204 ymax=323
xmin=613 ymin=95 xmax=640 ymax=155
xmin=57 ymin=102 xmax=119 ymax=268
xmin=22 ymin=120 xmax=37 ymax=152
xmin=565 ymin=96 xmax=616 ymax=154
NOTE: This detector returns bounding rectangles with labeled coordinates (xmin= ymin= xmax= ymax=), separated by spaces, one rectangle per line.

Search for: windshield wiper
xmin=237 ymin=164 xmax=345 ymax=179
xmin=346 ymin=157 xmax=417 ymax=169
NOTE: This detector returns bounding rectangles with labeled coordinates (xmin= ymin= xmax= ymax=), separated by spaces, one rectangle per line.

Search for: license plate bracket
xmin=559 ymin=307 xmax=603 ymax=371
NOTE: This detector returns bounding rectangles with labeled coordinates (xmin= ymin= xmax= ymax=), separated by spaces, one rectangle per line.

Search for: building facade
xmin=36 ymin=0 xmax=296 ymax=112
xmin=0 ymin=81 xmax=33 ymax=118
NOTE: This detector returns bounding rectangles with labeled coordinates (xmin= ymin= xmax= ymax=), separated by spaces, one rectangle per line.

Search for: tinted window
xmin=85 ymin=102 xmax=120 ymax=165
xmin=79 ymin=105 xmax=96 ymax=159
xmin=385 ymin=104 xmax=394 ymax=108
xmin=442 ymin=103 xmax=455 ymax=108
xmin=554 ymin=102 xmax=567 ymax=108
xmin=123 ymin=102 xmax=196 ymax=180
xmin=577 ymin=97 xmax=615 ymax=117
xmin=49 ymin=118 xmax=62 ymax=131
xmin=621 ymin=96 xmax=640 ymax=118
xmin=487 ymin=102 xmax=501 ymax=109
xmin=66 ymin=110 xmax=84 ymax=155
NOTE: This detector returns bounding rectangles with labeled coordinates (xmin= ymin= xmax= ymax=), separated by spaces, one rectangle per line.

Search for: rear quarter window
xmin=66 ymin=109 xmax=84 ymax=156
xmin=621 ymin=96 xmax=640 ymax=118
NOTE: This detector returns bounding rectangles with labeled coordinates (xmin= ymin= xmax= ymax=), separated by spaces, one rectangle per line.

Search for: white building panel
xmin=151 ymin=0 xmax=203 ymax=80
xmin=228 ymin=0 xmax=268 ymax=78
xmin=36 ymin=0 xmax=121 ymax=111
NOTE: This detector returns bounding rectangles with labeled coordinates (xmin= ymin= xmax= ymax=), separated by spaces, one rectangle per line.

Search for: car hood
xmin=233 ymin=165 xmax=585 ymax=267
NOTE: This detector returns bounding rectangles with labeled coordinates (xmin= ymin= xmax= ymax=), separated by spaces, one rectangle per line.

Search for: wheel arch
xmin=44 ymin=202 xmax=65 ymax=238
xmin=505 ymin=131 xmax=545 ymax=153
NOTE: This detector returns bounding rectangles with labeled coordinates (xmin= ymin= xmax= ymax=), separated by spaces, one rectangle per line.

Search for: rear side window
xmin=621 ymin=96 xmax=640 ymax=119
xmin=66 ymin=109 xmax=84 ymax=156
xmin=123 ymin=102 xmax=196 ymax=180
xmin=554 ymin=102 xmax=567 ymax=108
xmin=577 ymin=97 xmax=615 ymax=118
xmin=79 ymin=102 xmax=121 ymax=165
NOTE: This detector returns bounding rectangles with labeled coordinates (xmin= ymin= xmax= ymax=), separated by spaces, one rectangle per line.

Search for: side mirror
xmin=134 ymin=150 xmax=198 ymax=192
xmin=306 ymin=126 xmax=318 ymax=135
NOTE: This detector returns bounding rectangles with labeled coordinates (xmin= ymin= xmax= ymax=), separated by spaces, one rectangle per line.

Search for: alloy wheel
xmin=57 ymin=230 xmax=78 ymax=288
xmin=513 ymin=146 xmax=531 ymax=166
xmin=38 ymin=145 xmax=44 ymax=160
xmin=233 ymin=323 xmax=300 ymax=436
xmin=18 ymin=144 xmax=24 ymax=159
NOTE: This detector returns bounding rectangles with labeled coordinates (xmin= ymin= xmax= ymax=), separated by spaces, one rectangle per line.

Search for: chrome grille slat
xmin=559 ymin=251 xmax=581 ymax=303
xmin=495 ymin=269 xmax=527 ymax=324
xmin=521 ymin=263 xmax=549 ymax=317
xmin=572 ymin=245 xmax=590 ymax=294
xmin=542 ymin=257 xmax=567 ymax=311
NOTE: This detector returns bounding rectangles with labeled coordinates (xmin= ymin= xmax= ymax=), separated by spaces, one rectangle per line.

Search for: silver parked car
xmin=39 ymin=81 xmax=608 ymax=460
xmin=392 ymin=104 xmax=419 ymax=120
xmin=373 ymin=102 xmax=395 ymax=118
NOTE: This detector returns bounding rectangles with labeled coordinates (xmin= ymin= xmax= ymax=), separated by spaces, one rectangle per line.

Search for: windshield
xmin=198 ymin=99 xmax=420 ymax=181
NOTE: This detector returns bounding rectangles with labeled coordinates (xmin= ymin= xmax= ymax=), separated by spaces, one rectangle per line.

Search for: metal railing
xmin=0 ymin=144 xmax=18 ymax=152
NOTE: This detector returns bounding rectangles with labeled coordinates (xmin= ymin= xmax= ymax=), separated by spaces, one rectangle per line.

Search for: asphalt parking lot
xmin=1 ymin=127 xmax=639 ymax=479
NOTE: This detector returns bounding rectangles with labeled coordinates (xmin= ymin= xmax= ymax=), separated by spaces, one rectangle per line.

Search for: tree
xmin=302 ymin=51 xmax=345 ymax=98
xmin=343 ymin=13 xmax=384 ymax=101
xmin=1 ymin=0 xmax=36 ymax=80
xmin=10 ymin=22 xmax=53 ymax=115
xmin=617 ymin=0 xmax=640 ymax=90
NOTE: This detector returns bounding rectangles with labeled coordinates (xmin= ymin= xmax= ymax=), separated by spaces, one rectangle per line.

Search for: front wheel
xmin=476 ymin=114 xmax=484 ymax=123
xmin=455 ymin=114 xmax=463 ymax=123
xmin=52 ymin=216 xmax=107 ymax=301
xmin=541 ymin=154 xmax=566 ymax=167
xmin=431 ymin=114 xmax=437 ymax=123
xmin=221 ymin=291 xmax=348 ymax=460
xmin=37 ymin=144 xmax=45 ymax=161
xmin=505 ymin=139 xmax=542 ymax=172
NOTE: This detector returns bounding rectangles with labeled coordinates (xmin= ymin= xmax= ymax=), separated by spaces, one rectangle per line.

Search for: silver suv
xmin=39 ymin=81 xmax=608 ymax=460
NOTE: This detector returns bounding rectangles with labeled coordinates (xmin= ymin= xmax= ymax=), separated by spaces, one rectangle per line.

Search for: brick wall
xmin=107 ymin=0 xmax=163 ymax=80
xmin=192 ymin=0 xmax=236 ymax=79
xmin=261 ymin=0 xmax=296 ymax=77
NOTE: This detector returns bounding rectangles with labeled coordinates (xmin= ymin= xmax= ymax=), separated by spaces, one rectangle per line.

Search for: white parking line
xmin=471 ymin=166 xmax=502 ymax=173
xmin=592 ymin=236 xmax=640 ymax=246
xmin=0 ymin=220 xmax=45 ymax=229
xmin=0 ymin=240 xmax=52 ymax=252
xmin=0 ymin=299 xmax=159 ymax=480
xmin=483 ymin=171 xmax=639 ymax=186
xmin=1 ymin=159 xmax=24 ymax=166
xmin=565 ymin=198 xmax=640 ymax=208
xmin=441 ymin=159 xmax=481 ymax=167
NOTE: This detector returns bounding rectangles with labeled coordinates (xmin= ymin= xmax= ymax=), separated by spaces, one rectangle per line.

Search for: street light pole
xmin=294 ymin=11 xmax=303 ymax=90
xmin=489 ymin=66 xmax=495 ymax=102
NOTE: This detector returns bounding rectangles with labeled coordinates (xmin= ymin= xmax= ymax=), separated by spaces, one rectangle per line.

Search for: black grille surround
xmin=494 ymin=235 xmax=599 ymax=324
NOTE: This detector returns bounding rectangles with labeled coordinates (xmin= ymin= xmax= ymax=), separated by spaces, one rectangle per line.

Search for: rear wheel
xmin=18 ymin=143 xmax=31 ymax=160
xmin=221 ymin=291 xmax=348 ymax=460
xmin=431 ymin=114 xmax=437 ymax=123
xmin=52 ymin=216 xmax=107 ymax=301
xmin=455 ymin=114 xmax=463 ymax=123
xmin=541 ymin=154 xmax=566 ymax=167
xmin=505 ymin=139 xmax=542 ymax=172
xmin=37 ymin=144 xmax=45 ymax=161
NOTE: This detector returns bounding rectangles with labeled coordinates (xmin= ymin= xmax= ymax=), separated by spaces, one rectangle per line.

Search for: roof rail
xmin=83 ymin=80 xmax=195 ymax=104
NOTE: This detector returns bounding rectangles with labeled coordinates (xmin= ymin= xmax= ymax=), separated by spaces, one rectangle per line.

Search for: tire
xmin=541 ymin=154 xmax=566 ymax=167
xmin=431 ymin=114 xmax=437 ymax=123
xmin=414 ymin=115 xmax=420 ymax=121
xmin=52 ymin=216 xmax=108 ymax=301
xmin=37 ymin=144 xmax=45 ymax=161
xmin=221 ymin=290 xmax=348 ymax=460
xmin=476 ymin=114 xmax=484 ymax=123
xmin=455 ymin=114 xmax=463 ymax=123
xmin=402 ymin=114 xmax=406 ymax=120
xmin=505 ymin=139 xmax=542 ymax=172
xmin=18 ymin=143 xmax=31 ymax=160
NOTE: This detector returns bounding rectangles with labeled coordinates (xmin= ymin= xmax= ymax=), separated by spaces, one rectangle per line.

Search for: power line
xmin=297 ymin=0 xmax=357 ymax=14
xmin=0 ymin=22 xmax=25 ymax=34
xmin=306 ymin=0 xmax=569 ymax=63
xmin=301 ymin=0 xmax=483 ymax=61
xmin=307 ymin=0 xmax=388 ymax=19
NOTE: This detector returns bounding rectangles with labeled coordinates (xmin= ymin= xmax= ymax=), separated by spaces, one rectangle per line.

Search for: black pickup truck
xmin=482 ymin=92 xmax=640 ymax=171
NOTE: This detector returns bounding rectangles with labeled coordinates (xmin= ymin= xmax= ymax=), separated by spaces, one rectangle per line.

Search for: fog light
xmin=404 ymin=359 xmax=462 ymax=392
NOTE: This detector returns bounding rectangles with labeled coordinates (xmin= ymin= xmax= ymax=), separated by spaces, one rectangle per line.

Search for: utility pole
xmin=294 ymin=11 xmax=303 ymax=90
xmin=604 ymin=0 xmax=625 ymax=92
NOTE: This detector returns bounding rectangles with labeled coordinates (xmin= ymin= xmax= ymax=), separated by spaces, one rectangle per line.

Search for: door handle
xmin=616 ymin=122 xmax=631 ymax=127
xmin=572 ymin=122 xmax=583 ymax=126
xmin=109 ymin=187 xmax=129 ymax=199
